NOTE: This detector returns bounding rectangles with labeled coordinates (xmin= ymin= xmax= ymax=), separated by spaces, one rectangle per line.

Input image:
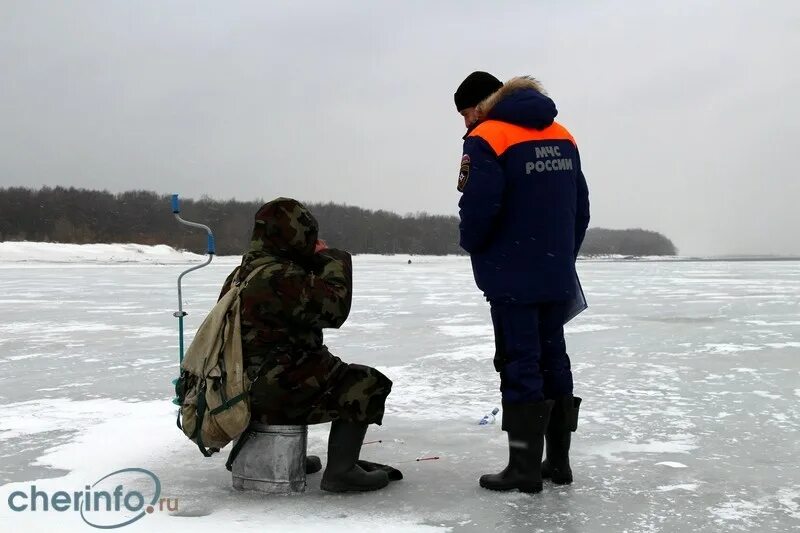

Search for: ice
xmin=588 ymin=436 xmax=698 ymax=462
xmin=702 ymin=344 xmax=763 ymax=354
xmin=709 ymin=500 xmax=766 ymax=528
xmin=437 ymin=325 xmax=494 ymax=338
xmin=764 ymin=342 xmax=800 ymax=349
xmin=655 ymin=462 xmax=688 ymax=468
xmin=656 ymin=484 xmax=698 ymax=492
xmin=1 ymin=253 xmax=799 ymax=532
xmin=776 ymin=488 xmax=800 ymax=520
xmin=564 ymin=324 xmax=619 ymax=333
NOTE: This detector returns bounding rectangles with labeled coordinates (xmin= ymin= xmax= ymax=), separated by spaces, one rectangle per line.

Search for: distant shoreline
xmin=580 ymin=255 xmax=800 ymax=263
xmin=0 ymin=187 xmax=678 ymax=256
xmin=0 ymin=242 xmax=798 ymax=265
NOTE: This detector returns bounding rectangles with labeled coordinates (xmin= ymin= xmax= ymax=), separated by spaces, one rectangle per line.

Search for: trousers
xmin=490 ymin=301 xmax=574 ymax=404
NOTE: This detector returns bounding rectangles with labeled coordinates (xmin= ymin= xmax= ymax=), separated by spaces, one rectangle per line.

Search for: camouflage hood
xmin=241 ymin=198 xmax=319 ymax=268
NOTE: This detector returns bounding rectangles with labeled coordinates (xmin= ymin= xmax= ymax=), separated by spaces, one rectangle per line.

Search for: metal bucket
xmin=231 ymin=423 xmax=307 ymax=493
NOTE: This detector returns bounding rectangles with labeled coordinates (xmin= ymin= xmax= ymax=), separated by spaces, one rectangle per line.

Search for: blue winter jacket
xmin=457 ymin=78 xmax=590 ymax=303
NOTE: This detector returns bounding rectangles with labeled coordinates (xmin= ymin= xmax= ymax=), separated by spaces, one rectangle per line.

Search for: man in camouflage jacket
xmin=219 ymin=198 xmax=393 ymax=492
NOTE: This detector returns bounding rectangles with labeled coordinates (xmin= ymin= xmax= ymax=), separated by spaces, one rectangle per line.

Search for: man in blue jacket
xmin=454 ymin=71 xmax=589 ymax=493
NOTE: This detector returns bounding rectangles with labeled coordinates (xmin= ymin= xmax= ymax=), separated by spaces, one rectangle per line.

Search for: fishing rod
xmin=396 ymin=456 xmax=440 ymax=464
xmin=362 ymin=439 xmax=440 ymax=463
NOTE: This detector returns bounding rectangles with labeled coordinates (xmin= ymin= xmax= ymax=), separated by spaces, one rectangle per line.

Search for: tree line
xmin=0 ymin=187 xmax=677 ymax=256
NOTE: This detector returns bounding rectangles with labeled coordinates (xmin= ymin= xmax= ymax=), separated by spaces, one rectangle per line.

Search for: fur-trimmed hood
xmin=475 ymin=76 xmax=557 ymax=129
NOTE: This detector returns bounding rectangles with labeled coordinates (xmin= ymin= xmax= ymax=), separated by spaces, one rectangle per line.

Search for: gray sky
xmin=2 ymin=0 xmax=799 ymax=255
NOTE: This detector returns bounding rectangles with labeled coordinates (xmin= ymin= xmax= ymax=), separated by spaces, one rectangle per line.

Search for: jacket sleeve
xmin=277 ymin=248 xmax=353 ymax=329
xmin=458 ymin=135 xmax=506 ymax=254
xmin=574 ymin=150 xmax=590 ymax=259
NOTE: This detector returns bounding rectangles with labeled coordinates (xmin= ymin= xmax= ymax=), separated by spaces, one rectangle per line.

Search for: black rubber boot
xmin=479 ymin=400 xmax=553 ymax=493
xmin=541 ymin=395 xmax=581 ymax=485
xmin=306 ymin=455 xmax=322 ymax=475
xmin=320 ymin=421 xmax=389 ymax=492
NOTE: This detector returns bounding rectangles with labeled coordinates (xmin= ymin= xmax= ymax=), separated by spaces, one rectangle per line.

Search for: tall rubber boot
xmin=479 ymin=400 xmax=553 ymax=493
xmin=320 ymin=420 xmax=389 ymax=492
xmin=541 ymin=395 xmax=581 ymax=484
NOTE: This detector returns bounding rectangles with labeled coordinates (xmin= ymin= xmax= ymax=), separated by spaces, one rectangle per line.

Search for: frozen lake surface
xmin=0 ymin=253 xmax=798 ymax=532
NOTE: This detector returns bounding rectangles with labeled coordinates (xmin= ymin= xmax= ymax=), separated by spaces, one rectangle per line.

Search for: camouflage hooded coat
xmin=218 ymin=198 xmax=391 ymax=425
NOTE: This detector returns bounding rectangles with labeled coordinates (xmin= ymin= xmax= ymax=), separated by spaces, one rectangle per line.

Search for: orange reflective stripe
xmin=468 ymin=120 xmax=576 ymax=156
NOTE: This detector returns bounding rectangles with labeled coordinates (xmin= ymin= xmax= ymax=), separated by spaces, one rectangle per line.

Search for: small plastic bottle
xmin=479 ymin=407 xmax=500 ymax=425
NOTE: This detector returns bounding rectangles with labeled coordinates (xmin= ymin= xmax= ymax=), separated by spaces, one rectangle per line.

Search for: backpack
xmin=174 ymin=264 xmax=266 ymax=457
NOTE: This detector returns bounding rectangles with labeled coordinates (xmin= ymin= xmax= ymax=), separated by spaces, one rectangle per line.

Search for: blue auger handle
xmin=173 ymin=194 xmax=215 ymax=254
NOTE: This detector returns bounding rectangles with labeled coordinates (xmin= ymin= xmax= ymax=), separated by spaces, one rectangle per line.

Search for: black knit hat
xmin=454 ymin=71 xmax=503 ymax=111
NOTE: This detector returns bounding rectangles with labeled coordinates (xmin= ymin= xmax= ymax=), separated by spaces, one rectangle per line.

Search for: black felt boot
xmin=541 ymin=395 xmax=581 ymax=485
xmin=320 ymin=421 xmax=389 ymax=492
xmin=306 ymin=455 xmax=322 ymax=475
xmin=479 ymin=400 xmax=553 ymax=493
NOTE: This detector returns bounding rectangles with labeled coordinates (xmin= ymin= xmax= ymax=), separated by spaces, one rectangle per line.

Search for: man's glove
xmin=314 ymin=239 xmax=328 ymax=253
xmin=493 ymin=351 xmax=505 ymax=373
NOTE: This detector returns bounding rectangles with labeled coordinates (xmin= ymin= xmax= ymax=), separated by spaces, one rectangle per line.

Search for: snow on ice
xmin=0 ymin=245 xmax=798 ymax=532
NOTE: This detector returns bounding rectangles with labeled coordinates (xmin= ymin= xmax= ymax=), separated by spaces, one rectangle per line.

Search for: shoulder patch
xmin=457 ymin=154 xmax=470 ymax=192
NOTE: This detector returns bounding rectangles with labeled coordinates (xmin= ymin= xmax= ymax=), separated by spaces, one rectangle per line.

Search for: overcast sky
xmin=2 ymin=1 xmax=799 ymax=255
